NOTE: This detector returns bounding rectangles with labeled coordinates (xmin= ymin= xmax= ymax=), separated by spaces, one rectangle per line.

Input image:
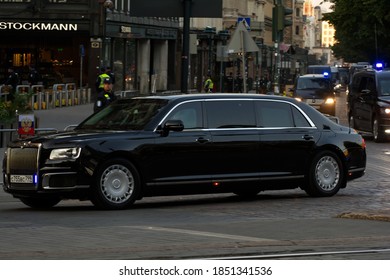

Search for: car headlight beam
xmin=325 ymin=98 xmax=335 ymax=105
xmin=50 ymin=147 xmax=81 ymax=160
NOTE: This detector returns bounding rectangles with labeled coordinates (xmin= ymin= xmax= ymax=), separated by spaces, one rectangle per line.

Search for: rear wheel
xmin=90 ymin=158 xmax=140 ymax=210
xmin=19 ymin=197 xmax=61 ymax=209
xmin=304 ymin=151 xmax=344 ymax=197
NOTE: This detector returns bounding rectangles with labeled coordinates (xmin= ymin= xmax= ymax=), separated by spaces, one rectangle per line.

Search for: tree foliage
xmin=322 ymin=0 xmax=390 ymax=64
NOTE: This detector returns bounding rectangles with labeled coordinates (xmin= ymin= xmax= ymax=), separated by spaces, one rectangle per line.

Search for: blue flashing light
xmin=376 ymin=62 xmax=383 ymax=71
xmin=323 ymin=71 xmax=329 ymax=77
xmin=34 ymin=174 xmax=38 ymax=185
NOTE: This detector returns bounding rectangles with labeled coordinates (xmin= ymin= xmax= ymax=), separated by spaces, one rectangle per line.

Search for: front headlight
xmin=325 ymin=98 xmax=335 ymax=105
xmin=50 ymin=147 xmax=81 ymax=160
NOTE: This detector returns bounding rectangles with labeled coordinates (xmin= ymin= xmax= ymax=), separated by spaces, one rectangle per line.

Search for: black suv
xmin=347 ymin=69 xmax=390 ymax=142
xmin=292 ymin=74 xmax=336 ymax=116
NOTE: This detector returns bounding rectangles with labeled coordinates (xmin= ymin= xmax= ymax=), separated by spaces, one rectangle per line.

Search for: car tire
xmin=90 ymin=158 xmax=140 ymax=210
xmin=304 ymin=151 xmax=344 ymax=197
xmin=373 ymin=117 xmax=385 ymax=142
xmin=19 ymin=197 xmax=61 ymax=209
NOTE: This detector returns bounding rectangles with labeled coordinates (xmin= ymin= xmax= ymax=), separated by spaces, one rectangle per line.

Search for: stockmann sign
xmin=0 ymin=22 xmax=78 ymax=31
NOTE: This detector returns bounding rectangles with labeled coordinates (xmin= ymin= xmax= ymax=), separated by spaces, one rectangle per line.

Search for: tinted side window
xmin=351 ymin=75 xmax=361 ymax=94
xmin=167 ymin=101 xmax=203 ymax=129
xmin=378 ymin=78 xmax=390 ymax=96
xmin=255 ymin=101 xmax=311 ymax=128
xmin=366 ymin=77 xmax=376 ymax=93
xmin=205 ymin=100 xmax=256 ymax=128
xmin=292 ymin=106 xmax=312 ymax=127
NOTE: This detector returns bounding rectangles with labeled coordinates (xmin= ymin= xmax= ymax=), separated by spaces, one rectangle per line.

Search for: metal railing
xmin=0 ymin=84 xmax=91 ymax=110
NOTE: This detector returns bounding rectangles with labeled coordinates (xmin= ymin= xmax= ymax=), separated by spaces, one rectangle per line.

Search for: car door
xmin=354 ymin=76 xmax=376 ymax=131
xmin=204 ymin=99 xmax=261 ymax=181
xmin=147 ymin=100 xmax=213 ymax=185
xmin=255 ymin=100 xmax=321 ymax=178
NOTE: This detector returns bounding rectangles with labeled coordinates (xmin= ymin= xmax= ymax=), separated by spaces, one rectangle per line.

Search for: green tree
xmin=323 ymin=0 xmax=390 ymax=64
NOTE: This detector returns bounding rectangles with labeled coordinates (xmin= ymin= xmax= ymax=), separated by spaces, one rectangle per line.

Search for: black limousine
xmin=2 ymin=94 xmax=366 ymax=210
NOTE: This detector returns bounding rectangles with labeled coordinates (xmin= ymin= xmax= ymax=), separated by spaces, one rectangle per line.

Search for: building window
xmin=295 ymin=26 xmax=299 ymax=35
xmin=296 ymin=8 xmax=300 ymax=17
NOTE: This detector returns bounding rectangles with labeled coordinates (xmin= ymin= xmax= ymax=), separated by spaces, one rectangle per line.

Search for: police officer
xmin=105 ymin=66 xmax=115 ymax=85
xmin=204 ymin=75 xmax=214 ymax=93
xmin=94 ymin=78 xmax=117 ymax=112
xmin=95 ymin=67 xmax=110 ymax=95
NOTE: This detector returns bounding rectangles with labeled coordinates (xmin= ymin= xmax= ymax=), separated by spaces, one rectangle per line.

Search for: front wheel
xmin=90 ymin=158 xmax=140 ymax=210
xmin=304 ymin=151 xmax=344 ymax=197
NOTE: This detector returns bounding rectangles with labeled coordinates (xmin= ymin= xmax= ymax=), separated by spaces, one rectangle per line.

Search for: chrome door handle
xmin=302 ymin=135 xmax=314 ymax=140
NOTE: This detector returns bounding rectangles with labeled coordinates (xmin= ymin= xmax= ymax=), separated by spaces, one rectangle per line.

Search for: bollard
xmin=31 ymin=85 xmax=45 ymax=110
xmin=53 ymin=84 xmax=65 ymax=107
xmin=65 ymin=83 xmax=76 ymax=106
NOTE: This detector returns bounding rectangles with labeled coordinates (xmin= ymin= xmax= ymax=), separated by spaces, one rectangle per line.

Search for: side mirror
xmin=160 ymin=119 xmax=184 ymax=136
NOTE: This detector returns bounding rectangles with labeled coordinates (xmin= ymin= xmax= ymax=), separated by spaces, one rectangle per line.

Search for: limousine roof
xmin=131 ymin=93 xmax=342 ymax=130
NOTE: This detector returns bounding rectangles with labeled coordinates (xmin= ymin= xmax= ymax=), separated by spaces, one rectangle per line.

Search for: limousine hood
xmin=9 ymin=130 xmax=143 ymax=148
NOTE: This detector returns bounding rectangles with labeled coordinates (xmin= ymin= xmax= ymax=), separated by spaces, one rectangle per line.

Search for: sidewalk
xmin=34 ymin=103 xmax=94 ymax=131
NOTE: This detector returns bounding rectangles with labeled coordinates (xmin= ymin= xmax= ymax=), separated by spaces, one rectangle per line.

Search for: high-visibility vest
xmin=204 ymin=78 xmax=213 ymax=91
xmin=98 ymin=73 xmax=110 ymax=89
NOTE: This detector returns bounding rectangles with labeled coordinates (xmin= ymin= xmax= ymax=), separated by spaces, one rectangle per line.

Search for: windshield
xmin=378 ymin=79 xmax=390 ymax=96
xmin=297 ymin=78 xmax=331 ymax=90
xmin=77 ymin=98 xmax=169 ymax=130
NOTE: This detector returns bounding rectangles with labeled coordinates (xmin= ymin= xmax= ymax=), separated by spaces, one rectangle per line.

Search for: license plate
xmin=10 ymin=175 xmax=33 ymax=184
xmin=306 ymin=99 xmax=318 ymax=104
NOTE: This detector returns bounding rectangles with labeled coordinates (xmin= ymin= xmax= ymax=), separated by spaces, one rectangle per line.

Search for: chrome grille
xmin=7 ymin=147 xmax=39 ymax=174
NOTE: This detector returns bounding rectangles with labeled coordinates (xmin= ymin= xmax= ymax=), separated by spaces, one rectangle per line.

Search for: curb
xmin=337 ymin=212 xmax=390 ymax=222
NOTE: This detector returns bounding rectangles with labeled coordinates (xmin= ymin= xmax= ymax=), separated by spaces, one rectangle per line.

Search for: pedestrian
xmin=4 ymin=67 xmax=19 ymax=101
xmin=204 ymin=75 xmax=214 ymax=93
xmin=94 ymin=77 xmax=117 ymax=112
xmin=95 ymin=67 xmax=110 ymax=95
xmin=106 ymin=66 xmax=115 ymax=85
xmin=27 ymin=65 xmax=41 ymax=86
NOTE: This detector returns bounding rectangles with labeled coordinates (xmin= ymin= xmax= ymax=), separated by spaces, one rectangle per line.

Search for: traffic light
xmin=272 ymin=6 xmax=281 ymax=42
xmin=281 ymin=6 xmax=293 ymax=30
xmin=272 ymin=5 xmax=293 ymax=42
